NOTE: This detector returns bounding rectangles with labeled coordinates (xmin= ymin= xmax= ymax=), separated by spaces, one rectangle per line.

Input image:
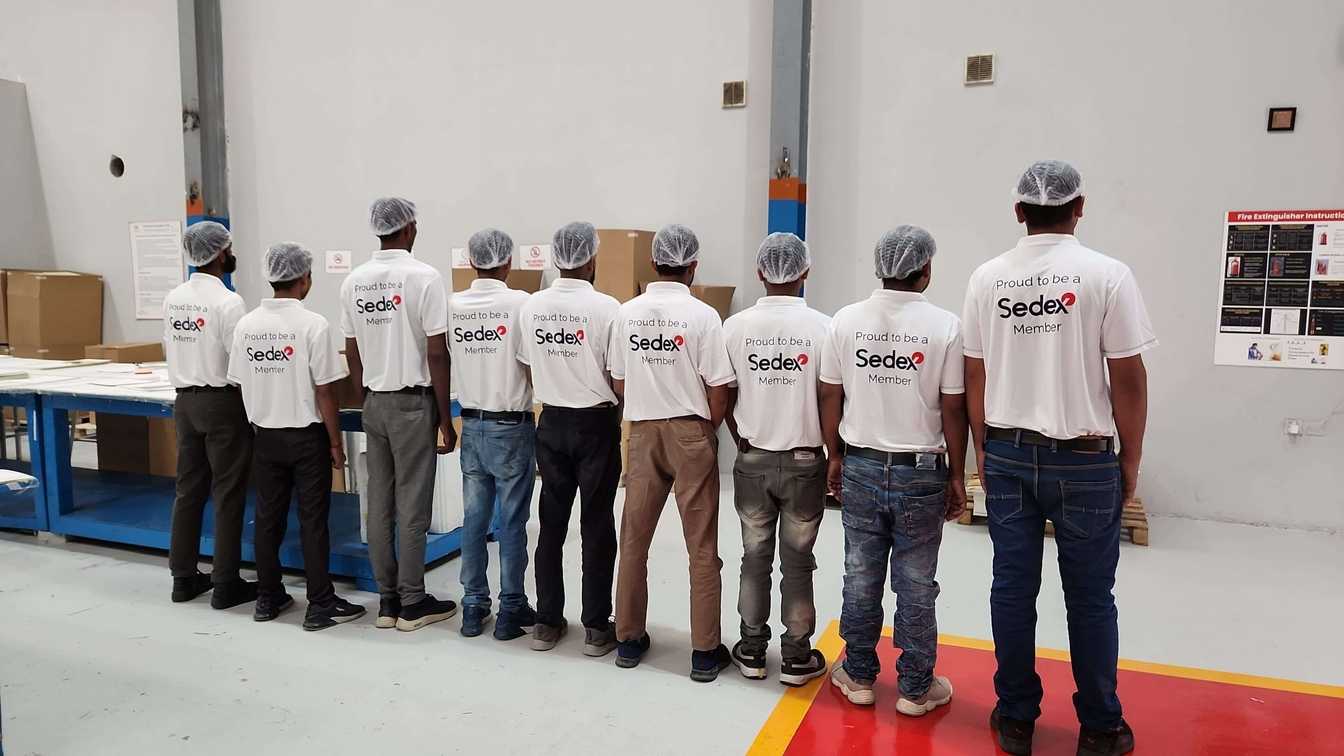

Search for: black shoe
xmin=615 ymin=633 xmax=651 ymax=669
xmin=731 ymin=640 xmax=767 ymax=680
xmin=990 ymin=709 xmax=1035 ymax=756
xmin=780 ymin=649 xmax=828 ymax=687
xmin=460 ymin=605 xmax=492 ymax=637
xmin=375 ymin=595 xmax=401 ymax=629
xmin=395 ymin=594 xmax=457 ymax=632
xmin=1077 ymin=720 xmax=1134 ymax=756
xmin=210 ymin=579 xmax=258 ymax=610
xmin=690 ymin=644 xmax=733 ymax=683
xmin=171 ymin=572 xmax=213 ymax=603
xmin=494 ymin=605 xmax=537 ymax=641
xmin=303 ymin=597 xmax=367 ymax=632
xmin=253 ymin=592 xmax=294 ymax=622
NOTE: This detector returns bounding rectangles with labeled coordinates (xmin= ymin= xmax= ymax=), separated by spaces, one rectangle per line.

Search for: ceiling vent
xmin=964 ymin=54 xmax=995 ymax=85
xmin=722 ymin=80 xmax=747 ymax=109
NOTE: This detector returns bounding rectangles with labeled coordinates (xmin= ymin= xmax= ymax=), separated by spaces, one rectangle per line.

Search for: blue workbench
xmin=0 ymin=390 xmax=46 ymax=532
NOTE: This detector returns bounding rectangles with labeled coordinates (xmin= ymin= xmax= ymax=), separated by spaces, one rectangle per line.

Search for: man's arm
xmin=427 ymin=333 xmax=456 ymax=452
xmin=314 ymin=382 xmax=345 ymax=469
xmin=965 ymin=357 xmax=987 ymax=483
xmin=1107 ymin=354 xmax=1148 ymax=502
xmin=344 ymin=337 xmax=364 ymax=396
xmin=819 ymin=381 xmax=845 ymax=501
xmin=940 ymin=392 xmax=969 ymax=520
xmin=706 ymin=382 xmax=730 ymax=429
xmin=723 ymin=386 xmax=740 ymax=445
xmin=611 ymin=378 xmax=624 ymax=402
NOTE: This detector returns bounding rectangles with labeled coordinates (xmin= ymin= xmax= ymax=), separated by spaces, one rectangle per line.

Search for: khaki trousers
xmin=615 ymin=417 xmax=723 ymax=651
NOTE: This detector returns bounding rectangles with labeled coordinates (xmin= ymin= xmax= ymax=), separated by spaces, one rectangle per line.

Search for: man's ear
xmin=1014 ymin=202 xmax=1027 ymax=224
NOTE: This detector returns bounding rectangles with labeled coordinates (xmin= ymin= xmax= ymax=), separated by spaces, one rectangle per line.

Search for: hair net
xmin=1012 ymin=160 xmax=1083 ymax=207
xmin=756 ymin=232 xmax=810 ymax=284
xmin=467 ymin=228 xmax=515 ymax=269
xmin=182 ymin=221 xmax=231 ymax=266
xmin=552 ymin=221 xmax=600 ymax=270
xmin=264 ymin=242 xmax=313 ymax=283
xmin=369 ymin=197 xmax=417 ymax=236
xmin=874 ymin=225 xmax=936 ymax=280
xmin=652 ymin=224 xmax=700 ymax=267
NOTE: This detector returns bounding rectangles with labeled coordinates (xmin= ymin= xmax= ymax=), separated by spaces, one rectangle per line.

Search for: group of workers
xmin=160 ymin=159 xmax=1153 ymax=756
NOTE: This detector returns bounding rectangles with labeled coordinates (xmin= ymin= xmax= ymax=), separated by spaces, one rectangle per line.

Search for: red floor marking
xmin=785 ymin=642 xmax=1344 ymax=755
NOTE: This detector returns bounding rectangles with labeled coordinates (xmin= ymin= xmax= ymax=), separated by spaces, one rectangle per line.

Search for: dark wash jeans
xmin=984 ymin=436 xmax=1124 ymax=730
xmin=839 ymin=454 xmax=947 ymax=698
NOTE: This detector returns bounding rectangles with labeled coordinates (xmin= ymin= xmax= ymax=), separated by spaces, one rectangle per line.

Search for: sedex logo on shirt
xmin=353 ymin=282 xmax=404 ymax=326
xmin=453 ymin=311 xmax=510 ymax=355
xmin=747 ymin=352 xmax=808 ymax=386
xmin=993 ymin=274 xmax=1082 ymax=336
xmin=536 ymin=327 xmax=584 ymax=346
xmin=853 ymin=330 xmax=928 ymax=387
xmin=455 ymin=324 xmax=507 ymax=342
xmin=167 ymin=304 xmax=208 ymax=343
xmin=243 ymin=339 xmax=296 ymax=375
xmin=171 ymin=316 xmax=206 ymax=332
xmin=247 ymin=344 xmax=294 ymax=362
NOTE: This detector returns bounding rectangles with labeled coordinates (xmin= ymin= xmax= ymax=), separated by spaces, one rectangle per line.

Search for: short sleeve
xmin=696 ymin=316 xmax=735 ymax=387
xmin=1102 ymin=268 xmax=1158 ymax=358
xmin=338 ymin=278 xmax=356 ymax=338
xmin=592 ymin=299 xmax=618 ymax=371
xmin=221 ymin=298 xmax=246 ymax=351
xmin=225 ymin=326 xmax=244 ymax=385
xmin=421 ymin=272 xmax=449 ymax=337
xmin=310 ymin=318 xmax=349 ymax=386
xmin=720 ymin=316 xmax=741 ymax=388
xmin=819 ymin=318 xmax=844 ymax=385
xmin=606 ymin=315 xmax=627 ymax=379
xmin=941 ymin=319 xmax=966 ymax=394
xmin=515 ymin=300 xmax=533 ymax=366
xmin=961 ymin=275 xmax=984 ymax=359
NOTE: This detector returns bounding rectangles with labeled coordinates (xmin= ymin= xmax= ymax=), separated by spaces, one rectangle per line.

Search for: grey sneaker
xmin=531 ymin=619 xmax=568 ymax=651
xmin=896 ymin=674 xmax=954 ymax=717
xmin=583 ymin=622 xmax=618 ymax=657
xmin=830 ymin=662 xmax=876 ymax=705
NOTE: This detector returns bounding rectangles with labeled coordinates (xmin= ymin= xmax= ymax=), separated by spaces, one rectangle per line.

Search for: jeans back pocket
xmin=1058 ymin=477 xmax=1120 ymax=539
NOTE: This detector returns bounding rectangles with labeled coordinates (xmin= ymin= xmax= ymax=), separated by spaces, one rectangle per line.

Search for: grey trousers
xmin=733 ymin=446 xmax=826 ymax=660
xmin=363 ymin=391 xmax=439 ymax=605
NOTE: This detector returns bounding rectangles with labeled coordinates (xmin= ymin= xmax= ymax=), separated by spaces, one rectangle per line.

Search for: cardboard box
xmin=84 ymin=342 xmax=164 ymax=363
xmin=594 ymin=229 xmax=657 ymax=302
xmin=450 ymin=268 xmax=544 ymax=293
xmin=9 ymin=344 xmax=89 ymax=360
xmin=690 ymin=285 xmax=735 ymax=321
xmin=96 ymin=414 xmax=177 ymax=477
xmin=5 ymin=270 xmax=103 ymax=349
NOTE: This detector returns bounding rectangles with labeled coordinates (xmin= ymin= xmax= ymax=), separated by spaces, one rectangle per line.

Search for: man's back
xmin=228 ymin=300 xmax=344 ymax=429
xmin=339 ymin=250 xmax=447 ymax=391
xmin=163 ymin=274 xmax=247 ymax=389
xmin=449 ymin=278 xmax=532 ymax=411
xmin=517 ymin=278 xmax=620 ymax=408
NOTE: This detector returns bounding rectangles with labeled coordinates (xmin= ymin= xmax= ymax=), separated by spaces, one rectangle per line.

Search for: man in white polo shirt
xmin=163 ymin=221 xmax=255 ymax=609
xmin=963 ymin=160 xmax=1155 ymax=756
xmin=516 ymin=221 xmax=622 ymax=656
xmin=819 ymin=225 xmax=967 ymax=716
xmin=340 ymin=197 xmax=458 ymax=633
xmin=608 ymin=223 xmax=736 ymax=682
xmin=449 ymin=228 xmax=537 ymax=641
xmin=721 ymin=233 xmax=831 ymax=687
xmin=228 ymin=243 xmax=365 ymax=631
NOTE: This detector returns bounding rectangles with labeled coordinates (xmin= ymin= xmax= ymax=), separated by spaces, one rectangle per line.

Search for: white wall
xmin=807 ymin=0 xmax=1344 ymax=530
xmin=0 ymin=0 xmax=186 ymax=342
xmin=221 ymin=0 xmax=775 ymax=326
xmin=0 ymin=79 xmax=55 ymax=270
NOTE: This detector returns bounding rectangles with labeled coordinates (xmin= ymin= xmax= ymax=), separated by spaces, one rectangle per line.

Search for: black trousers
xmin=169 ymin=388 xmax=252 ymax=583
xmin=534 ymin=405 xmax=622 ymax=629
xmin=252 ymin=423 xmax=335 ymax=607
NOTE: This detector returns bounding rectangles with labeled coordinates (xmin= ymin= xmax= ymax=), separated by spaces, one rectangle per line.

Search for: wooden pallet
xmin=957 ymin=476 xmax=1149 ymax=546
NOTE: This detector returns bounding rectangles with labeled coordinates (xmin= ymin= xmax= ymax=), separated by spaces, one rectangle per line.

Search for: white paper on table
xmin=89 ymin=377 xmax=158 ymax=387
xmin=11 ymin=374 xmax=82 ymax=387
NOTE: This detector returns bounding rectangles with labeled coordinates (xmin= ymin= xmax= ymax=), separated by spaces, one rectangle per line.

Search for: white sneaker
xmin=896 ymin=675 xmax=953 ymax=717
xmin=829 ymin=662 xmax=875 ymax=705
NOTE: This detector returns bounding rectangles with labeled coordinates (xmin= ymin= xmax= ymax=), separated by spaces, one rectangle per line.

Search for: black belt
xmin=176 ymin=385 xmax=238 ymax=394
xmin=541 ymin=403 xmax=617 ymax=412
xmin=738 ymin=440 xmax=822 ymax=456
xmin=986 ymin=427 xmax=1113 ymax=452
xmin=369 ymin=386 xmax=433 ymax=396
xmin=460 ymin=408 xmax=532 ymax=422
xmin=845 ymin=445 xmax=945 ymax=469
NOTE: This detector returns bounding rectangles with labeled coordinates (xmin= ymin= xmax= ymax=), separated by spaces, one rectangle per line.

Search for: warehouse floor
xmin=2 ymin=487 xmax=1342 ymax=755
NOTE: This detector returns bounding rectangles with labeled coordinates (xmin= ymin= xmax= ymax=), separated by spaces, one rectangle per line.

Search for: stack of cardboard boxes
xmin=0 ymin=269 xmax=104 ymax=359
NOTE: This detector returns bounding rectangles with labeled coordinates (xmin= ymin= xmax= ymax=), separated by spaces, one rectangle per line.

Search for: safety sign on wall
xmin=1215 ymin=209 xmax=1344 ymax=370
xmin=129 ymin=220 xmax=185 ymax=320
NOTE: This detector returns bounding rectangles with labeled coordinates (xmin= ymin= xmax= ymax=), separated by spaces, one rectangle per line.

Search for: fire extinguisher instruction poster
xmin=1215 ymin=209 xmax=1344 ymax=370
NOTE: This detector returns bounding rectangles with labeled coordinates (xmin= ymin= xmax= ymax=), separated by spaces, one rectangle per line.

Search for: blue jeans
xmin=459 ymin=416 xmax=536 ymax=614
xmin=839 ymin=454 xmax=947 ymax=698
xmin=984 ymin=436 xmax=1123 ymax=730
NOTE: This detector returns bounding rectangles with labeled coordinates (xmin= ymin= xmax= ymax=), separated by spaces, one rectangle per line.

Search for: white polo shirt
xmin=962 ymin=233 xmax=1157 ymax=439
xmin=338 ymin=249 xmax=448 ymax=392
xmin=448 ymin=278 xmax=532 ymax=412
xmin=820 ymin=289 xmax=964 ymax=453
xmin=723 ymin=296 xmax=831 ymax=450
xmin=162 ymin=273 xmax=247 ymax=389
xmin=607 ymin=281 xmax=735 ymax=422
xmin=226 ymin=299 xmax=348 ymax=429
xmin=516 ymin=278 xmax=620 ymax=408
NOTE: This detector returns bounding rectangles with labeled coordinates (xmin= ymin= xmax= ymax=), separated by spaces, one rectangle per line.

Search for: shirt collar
xmin=870 ymin=288 xmax=927 ymax=304
xmin=261 ymin=298 xmax=304 ymax=310
xmin=470 ymin=277 xmax=508 ymax=291
xmin=549 ymin=277 xmax=593 ymax=292
xmin=754 ymin=295 xmax=805 ymax=307
xmin=1017 ymin=233 xmax=1078 ymax=248
xmin=189 ymin=272 xmax=228 ymax=289
xmin=644 ymin=281 xmax=690 ymax=295
xmin=373 ymin=249 xmax=410 ymax=261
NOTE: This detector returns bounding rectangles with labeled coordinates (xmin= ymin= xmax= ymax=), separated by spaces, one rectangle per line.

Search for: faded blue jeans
xmin=839 ymin=454 xmax=947 ymax=698
xmin=459 ymin=415 xmax=536 ymax=615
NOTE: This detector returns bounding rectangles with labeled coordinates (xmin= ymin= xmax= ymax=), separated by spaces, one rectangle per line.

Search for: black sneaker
xmin=990 ymin=709 xmax=1035 ymax=756
xmin=210 ymin=579 xmax=258 ymax=610
xmin=460 ymin=605 xmax=492 ymax=637
xmin=171 ymin=572 xmax=213 ymax=603
xmin=494 ymin=605 xmax=537 ymax=641
xmin=375 ymin=595 xmax=401 ymax=629
xmin=253 ymin=592 xmax=294 ymax=622
xmin=615 ymin=633 xmax=651 ymax=668
xmin=303 ymin=597 xmax=367 ymax=632
xmin=1077 ymin=719 xmax=1134 ymax=756
xmin=690 ymin=644 xmax=733 ymax=683
xmin=395 ymin=594 xmax=457 ymax=632
xmin=780 ymin=649 xmax=828 ymax=687
xmin=731 ymin=640 xmax=768 ymax=680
